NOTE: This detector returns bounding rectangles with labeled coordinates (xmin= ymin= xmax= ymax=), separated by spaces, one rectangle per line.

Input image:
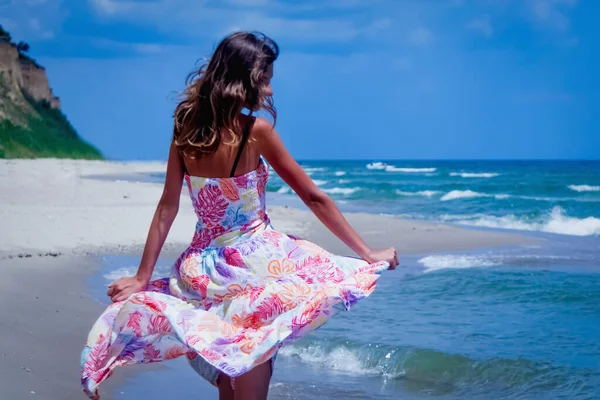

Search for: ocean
xmin=93 ymin=160 xmax=600 ymax=399
xmin=269 ymin=160 xmax=600 ymax=237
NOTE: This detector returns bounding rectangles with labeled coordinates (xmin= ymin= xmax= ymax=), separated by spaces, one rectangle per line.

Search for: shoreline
xmin=0 ymin=159 xmax=538 ymax=259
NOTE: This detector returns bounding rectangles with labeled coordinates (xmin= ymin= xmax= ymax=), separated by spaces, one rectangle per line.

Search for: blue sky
xmin=2 ymin=0 xmax=598 ymax=160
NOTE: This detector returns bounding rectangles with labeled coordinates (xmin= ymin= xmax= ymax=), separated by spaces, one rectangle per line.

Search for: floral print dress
xmin=81 ymin=158 xmax=389 ymax=398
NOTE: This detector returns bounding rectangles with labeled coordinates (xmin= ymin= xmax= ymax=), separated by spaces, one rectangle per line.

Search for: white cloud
xmin=466 ymin=15 xmax=493 ymax=37
xmin=0 ymin=18 xmax=18 ymax=31
xmin=408 ymin=27 xmax=433 ymax=46
xmin=28 ymin=17 xmax=54 ymax=39
xmin=531 ymin=0 xmax=577 ymax=31
xmin=362 ymin=17 xmax=393 ymax=37
xmin=229 ymin=13 xmax=361 ymax=42
xmin=133 ymin=43 xmax=164 ymax=54
xmin=89 ymin=0 xmax=116 ymax=14
xmin=90 ymin=38 xmax=173 ymax=55
xmin=560 ymin=36 xmax=579 ymax=47
xmin=87 ymin=0 xmax=389 ymax=44
xmin=1 ymin=0 xmax=64 ymax=41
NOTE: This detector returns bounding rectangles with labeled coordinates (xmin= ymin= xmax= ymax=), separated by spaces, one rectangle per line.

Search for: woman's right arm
xmin=254 ymin=118 xmax=398 ymax=268
xmin=107 ymin=142 xmax=185 ymax=302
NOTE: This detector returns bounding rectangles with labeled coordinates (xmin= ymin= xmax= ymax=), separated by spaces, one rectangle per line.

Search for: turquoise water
xmin=267 ymin=160 xmax=600 ymax=237
xmin=93 ymin=239 xmax=600 ymax=399
xmin=93 ymin=160 xmax=600 ymax=399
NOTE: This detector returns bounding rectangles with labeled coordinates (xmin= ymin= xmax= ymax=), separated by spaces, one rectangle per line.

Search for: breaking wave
xmin=440 ymin=190 xmax=510 ymax=201
xmin=450 ymin=172 xmax=500 ymax=178
xmin=279 ymin=337 xmax=594 ymax=393
xmin=448 ymin=207 xmax=600 ymax=236
xmin=385 ymin=166 xmax=437 ymax=173
xmin=395 ymin=190 xmax=440 ymax=197
xmin=322 ymin=187 xmax=361 ymax=195
xmin=568 ymin=185 xmax=600 ymax=192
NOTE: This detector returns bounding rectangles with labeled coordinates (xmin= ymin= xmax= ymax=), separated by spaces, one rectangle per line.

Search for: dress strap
xmin=230 ymin=116 xmax=255 ymax=177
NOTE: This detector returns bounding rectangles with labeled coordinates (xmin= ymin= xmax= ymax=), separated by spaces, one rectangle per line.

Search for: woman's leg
xmin=232 ymin=361 xmax=272 ymax=400
xmin=217 ymin=374 xmax=235 ymax=400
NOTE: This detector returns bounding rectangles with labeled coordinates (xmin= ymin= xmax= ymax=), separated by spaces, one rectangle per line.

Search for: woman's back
xmin=182 ymin=115 xmax=260 ymax=179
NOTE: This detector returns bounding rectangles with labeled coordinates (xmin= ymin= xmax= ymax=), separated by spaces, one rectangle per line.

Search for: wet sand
xmin=0 ymin=255 xmax=125 ymax=399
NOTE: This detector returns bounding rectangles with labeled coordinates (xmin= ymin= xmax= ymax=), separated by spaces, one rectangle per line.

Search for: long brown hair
xmin=173 ymin=32 xmax=279 ymax=157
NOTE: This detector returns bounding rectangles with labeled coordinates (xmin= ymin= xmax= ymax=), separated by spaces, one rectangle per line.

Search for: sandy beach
xmin=0 ymin=159 xmax=537 ymax=399
xmin=0 ymin=159 xmax=532 ymax=258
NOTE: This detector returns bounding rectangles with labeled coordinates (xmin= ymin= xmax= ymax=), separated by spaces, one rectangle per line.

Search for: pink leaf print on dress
xmin=130 ymin=294 xmax=167 ymax=313
xmin=223 ymin=248 xmax=246 ymax=267
xmin=197 ymin=185 xmax=228 ymax=227
xmin=219 ymin=179 xmax=240 ymax=201
xmin=191 ymin=274 xmax=210 ymax=298
xmin=263 ymin=230 xmax=283 ymax=247
xmin=254 ymin=294 xmax=285 ymax=323
xmin=127 ymin=311 xmax=143 ymax=337
xmin=233 ymin=174 xmax=249 ymax=189
xmin=191 ymin=228 xmax=215 ymax=249
xmin=165 ymin=345 xmax=187 ymax=360
xmin=200 ymin=348 xmax=222 ymax=363
xmin=191 ymin=225 xmax=224 ymax=249
xmin=147 ymin=314 xmax=172 ymax=335
xmin=143 ymin=343 xmax=161 ymax=362
xmin=297 ymin=255 xmax=344 ymax=284
xmin=82 ymin=334 xmax=110 ymax=384
xmin=250 ymin=286 xmax=265 ymax=304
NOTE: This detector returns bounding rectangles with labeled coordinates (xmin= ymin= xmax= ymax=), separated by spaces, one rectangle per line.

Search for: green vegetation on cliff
xmin=0 ymin=26 xmax=102 ymax=159
xmin=0 ymin=95 xmax=102 ymax=159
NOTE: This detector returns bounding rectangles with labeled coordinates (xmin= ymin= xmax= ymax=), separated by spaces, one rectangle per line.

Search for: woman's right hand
xmin=107 ymin=275 xmax=148 ymax=303
xmin=366 ymin=247 xmax=399 ymax=270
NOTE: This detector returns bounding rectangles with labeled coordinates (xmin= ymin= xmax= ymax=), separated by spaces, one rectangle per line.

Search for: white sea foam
xmin=303 ymin=167 xmax=325 ymax=172
xmin=450 ymin=207 xmax=600 ymax=236
xmin=103 ymin=265 xmax=171 ymax=281
xmin=441 ymin=190 xmax=484 ymax=201
xmin=568 ymin=184 xmax=600 ymax=192
xmin=418 ymin=253 xmax=576 ymax=271
xmin=334 ymin=171 xmax=347 ymax=176
xmin=312 ymin=180 xmax=328 ymax=186
xmin=366 ymin=162 xmax=387 ymax=170
xmin=385 ymin=166 xmax=437 ymax=173
xmin=450 ymin=172 xmax=500 ymax=178
xmin=276 ymin=186 xmax=291 ymax=194
xmin=418 ymin=255 xmax=500 ymax=272
xmin=279 ymin=345 xmax=380 ymax=376
xmin=323 ymin=187 xmax=361 ymax=195
xmin=440 ymin=190 xmax=510 ymax=201
xmin=395 ymin=190 xmax=440 ymax=197
xmin=338 ymin=179 xmax=351 ymax=184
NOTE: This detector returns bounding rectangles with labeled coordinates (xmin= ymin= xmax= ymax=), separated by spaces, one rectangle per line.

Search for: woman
xmin=82 ymin=31 xmax=398 ymax=400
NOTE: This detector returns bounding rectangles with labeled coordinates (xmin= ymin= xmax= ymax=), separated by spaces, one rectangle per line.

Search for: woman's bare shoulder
xmin=251 ymin=117 xmax=276 ymax=140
